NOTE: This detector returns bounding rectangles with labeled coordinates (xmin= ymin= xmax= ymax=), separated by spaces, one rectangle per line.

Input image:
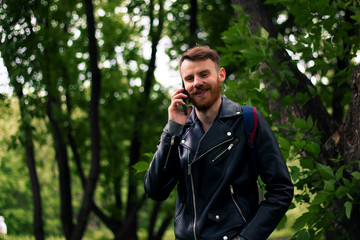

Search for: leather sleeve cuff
xmin=167 ymin=119 xmax=184 ymax=135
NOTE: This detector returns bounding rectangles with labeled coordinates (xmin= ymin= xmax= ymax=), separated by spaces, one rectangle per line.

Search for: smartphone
xmin=181 ymin=81 xmax=189 ymax=115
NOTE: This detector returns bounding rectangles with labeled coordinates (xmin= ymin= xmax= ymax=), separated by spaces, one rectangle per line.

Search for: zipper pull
xmin=188 ymin=164 xmax=191 ymax=175
xmin=227 ymin=143 xmax=234 ymax=150
xmin=170 ymin=135 xmax=175 ymax=145
xmin=230 ymin=185 xmax=234 ymax=195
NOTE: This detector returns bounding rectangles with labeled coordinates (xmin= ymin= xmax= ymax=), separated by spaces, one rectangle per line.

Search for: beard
xmin=189 ymin=78 xmax=222 ymax=112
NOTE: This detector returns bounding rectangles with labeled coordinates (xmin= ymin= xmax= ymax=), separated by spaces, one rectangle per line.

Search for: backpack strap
xmin=243 ymin=105 xmax=258 ymax=150
xmin=243 ymin=106 xmax=263 ymax=195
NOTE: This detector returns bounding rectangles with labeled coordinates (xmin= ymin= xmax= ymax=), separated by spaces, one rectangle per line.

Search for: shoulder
xmin=218 ymin=96 xmax=242 ymax=118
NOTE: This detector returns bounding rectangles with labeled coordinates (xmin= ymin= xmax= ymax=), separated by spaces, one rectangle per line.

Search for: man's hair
xmin=179 ymin=46 xmax=220 ymax=70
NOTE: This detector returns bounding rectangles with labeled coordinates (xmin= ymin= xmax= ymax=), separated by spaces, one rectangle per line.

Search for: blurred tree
xmin=0 ymin=0 xmax=170 ymax=239
xmin=164 ymin=0 xmax=233 ymax=60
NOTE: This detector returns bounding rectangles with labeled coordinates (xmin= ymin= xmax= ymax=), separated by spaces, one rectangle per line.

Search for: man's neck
xmin=195 ymin=97 xmax=222 ymax=132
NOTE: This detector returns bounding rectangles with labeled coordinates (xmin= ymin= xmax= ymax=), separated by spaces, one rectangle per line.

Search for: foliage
xmin=220 ymin=1 xmax=360 ymax=239
xmin=164 ymin=0 xmax=233 ymax=60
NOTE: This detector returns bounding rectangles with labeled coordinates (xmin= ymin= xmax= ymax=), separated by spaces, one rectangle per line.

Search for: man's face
xmin=180 ymin=59 xmax=225 ymax=111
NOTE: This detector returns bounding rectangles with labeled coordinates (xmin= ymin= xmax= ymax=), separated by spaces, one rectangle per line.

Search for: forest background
xmin=1 ymin=0 xmax=360 ymax=239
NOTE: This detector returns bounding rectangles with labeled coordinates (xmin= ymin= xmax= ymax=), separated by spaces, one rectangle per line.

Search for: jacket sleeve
xmin=240 ymin=110 xmax=294 ymax=240
xmin=144 ymin=124 xmax=182 ymax=201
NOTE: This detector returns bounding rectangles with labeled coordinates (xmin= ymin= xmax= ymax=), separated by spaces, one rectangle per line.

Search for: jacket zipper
xmin=187 ymin=150 xmax=197 ymax=240
xmin=230 ymin=185 xmax=247 ymax=223
xmin=164 ymin=135 xmax=175 ymax=169
xmin=211 ymin=139 xmax=239 ymax=163
xmin=187 ymin=138 xmax=235 ymax=240
xmin=195 ymin=137 xmax=234 ymax=162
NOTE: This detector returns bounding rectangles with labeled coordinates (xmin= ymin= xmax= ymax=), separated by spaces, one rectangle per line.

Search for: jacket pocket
xmin=203 ymin=206 xmax=245 ymax=240
xmin=208 ymin=209 xmax=226 ymax=223
xmin=211 ymin=138 xmax=239 ymax=164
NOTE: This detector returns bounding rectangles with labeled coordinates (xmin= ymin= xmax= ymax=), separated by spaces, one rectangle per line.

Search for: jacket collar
xmin=217 ymin=96 xmax=243 ymax=118
xmin=181 ymin=96 xmax=243 ymax=161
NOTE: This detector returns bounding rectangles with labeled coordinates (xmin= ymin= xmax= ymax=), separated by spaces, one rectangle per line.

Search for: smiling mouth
xmin=194 ymin=89 xmax=208 ymax=95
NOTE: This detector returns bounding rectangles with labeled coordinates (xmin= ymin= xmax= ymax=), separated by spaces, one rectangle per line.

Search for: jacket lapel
xmin=180 ymin=97 xmax=242 ymax=163
xmin=194 ymin=118 xmax=234 ymax=161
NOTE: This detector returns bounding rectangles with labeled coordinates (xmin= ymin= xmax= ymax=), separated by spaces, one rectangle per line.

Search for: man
xmin=144 ymin=46 xmax=293 ymax=240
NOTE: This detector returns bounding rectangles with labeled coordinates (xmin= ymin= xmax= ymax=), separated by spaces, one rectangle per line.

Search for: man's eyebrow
xmin=198 ymin=69 xmax=210 ymax=74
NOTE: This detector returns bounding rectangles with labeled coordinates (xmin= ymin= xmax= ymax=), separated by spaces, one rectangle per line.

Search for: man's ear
xmin=219 ymin=67 xmax=226 ymax=82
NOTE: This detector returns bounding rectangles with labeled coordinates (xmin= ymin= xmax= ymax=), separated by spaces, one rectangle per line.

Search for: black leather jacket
xmin=145 ymin=97 xmax=293 ymax=240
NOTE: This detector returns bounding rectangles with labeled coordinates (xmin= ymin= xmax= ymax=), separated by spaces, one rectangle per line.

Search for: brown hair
xmin=179 ymin=46 xmax=220 ymax=70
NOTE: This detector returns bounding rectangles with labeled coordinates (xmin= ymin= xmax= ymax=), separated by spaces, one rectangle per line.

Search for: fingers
xmin=171 ymin=88 xmax=188 ymax=102
xmin=169 ymin=97 xmax=185 ymax=113
xmin=168 ymin=88 xmax=190 ymax=125
xmin=170 ymin=88 xmax=188 ymax=110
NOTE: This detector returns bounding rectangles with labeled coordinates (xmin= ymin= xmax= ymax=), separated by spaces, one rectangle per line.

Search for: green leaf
xmin=294 ymin=118 xmax=307 ymax=129
xmin=350 ymin=10 xmax=360 ymax=25
xmin=300 ymin=157 xmax=314 ymax=169
xmin=290 ymin=166 xmax=301 ymax=182
xmin=307 ymin=116 xmax=313 ymax=128
xmin=132 ymin=161 xmax=150 ymax=174
xmin=307 ymin=85 xmax=317 ymax=97
xmin=335 ymin=166 xmax=344 ymax=181
xmin=351 ymin=171 xmax=360 ymax=181
xmin=316 ymin=163 xmax=334 ymax=180
xmin=346 ymin=193 xmax=354 ymax=201
xmin=335 ymin=186 xmax=348 ymax=199
xmin=293 ymin=212 xmax=311 ymax=230
xmin=305 ymin=142 xmax=321 ymax=156
xmin=276 ymin=214 xmax=287 ymax=230
xmin=312 ymin=190 xmax=331 ymax=205
xmin=343 ymin=178 xmax=351 ymax=187
xmin=280 ymin=95 xmax=294 ymax=106
xmin=295 ymin=92 xmax=308 ymax=103
xmin=291 ymin=229 xmax=310 ymax=240
xmin=270 ymin=88 xmax=280 ymax=100
xmin=344 ymin=201 xmax=352 ymax=219
xmin=324 ymin=179 xmax=336 ymax=192
xmin=278 ymin=135 xmax=291 ymax=151
xmin=143 ymin=152 xmax=155 ymax=160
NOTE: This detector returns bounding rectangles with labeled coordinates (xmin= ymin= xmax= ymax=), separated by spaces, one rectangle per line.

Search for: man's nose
xmin=194 ymin=76 xmax=203 ymax=88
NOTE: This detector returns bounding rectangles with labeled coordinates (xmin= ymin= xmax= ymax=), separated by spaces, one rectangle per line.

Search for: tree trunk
xmin=118 ymin=0 xmax=165 ymax=239
xmin=147 ymin=201 xmax=174 ymax=240
xmin=46 ymin=90 xmax=74 ymax=239
xmin=71 ymin=0 xmax=102 ymax=239
xmin=336 ymin=65 xmax=360 ymax=237
xmin=2 ymin=37 xmax=46 ymax=238
xmin=40 ymin=8 xmax=75 ymax=238
xmin=321 ymin=65 xmax=360 ymax=240
xmin=17 ymin=87 xmax=45 ymax=240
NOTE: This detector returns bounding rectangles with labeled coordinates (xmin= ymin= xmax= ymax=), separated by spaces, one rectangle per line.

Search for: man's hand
xmin=168 ymin=88 xmax=192 ymax=125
